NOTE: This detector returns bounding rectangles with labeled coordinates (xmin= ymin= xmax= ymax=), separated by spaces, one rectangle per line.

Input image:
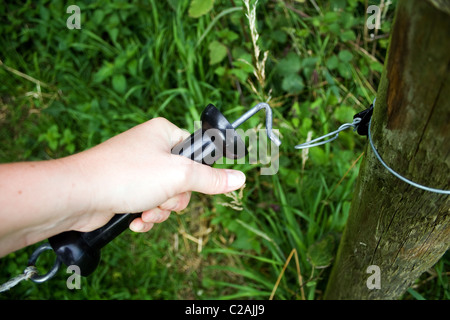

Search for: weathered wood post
xmin=324 ymin=0 xmax=450 ymax=299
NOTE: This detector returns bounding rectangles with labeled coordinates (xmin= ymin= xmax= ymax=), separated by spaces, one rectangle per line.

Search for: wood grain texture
xmin=324 ymin=0 xmax=450 ymax=300
xmin=425 ymin=0 xmax=450 ymax=15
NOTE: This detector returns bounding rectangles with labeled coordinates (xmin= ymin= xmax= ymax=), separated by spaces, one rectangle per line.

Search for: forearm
xmin=0 ymin=118 xmax=246 ymax=257
xmin=0 ymin=155 xmax=92 ymax=256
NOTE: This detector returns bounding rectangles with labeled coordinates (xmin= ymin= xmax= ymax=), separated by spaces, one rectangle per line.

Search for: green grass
xmin=0 ymin=0 xmax=448 ymax=300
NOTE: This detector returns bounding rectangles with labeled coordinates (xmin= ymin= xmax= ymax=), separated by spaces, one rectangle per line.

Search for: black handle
xmin=49 ymin=213 xmax=141 ymax=276
xmin=48 ymin=104 xmax=247 ymax=276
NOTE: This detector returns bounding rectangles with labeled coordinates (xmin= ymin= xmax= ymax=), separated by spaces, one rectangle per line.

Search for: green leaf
xmin=340 ymin=30 xmax=356 ymax=42
xmin=323 ymin=11 xmax=339 ymax=23
xmin=338 ymin=62 xmax=352 ymax=79
xmin=92 ymin=9 xmax=106 ymax=26
xmin=214 ymin=66 xmax=226 ymax=76
xmin=112 ymin=74 xmax=127 ymax=94
xmin=277 ymin=52 xmax=301 ymax=75
xmin=188 ymin=0 xmax=215 ymax=18
xmin=39 ymin=125 xmax=61 ymax=151
xmin=228 ymin=68 xmax=247 ymax=82
xmin=114 ymin=54 xmax=128 ymax=70
xmin=334 ymin=105 xmax=355 ymax=123
xmin=407 ymin=288 xmax=426 ymax=300
xmin=306 ymin=280 xmax=317 ymax=287
xmin=310 ymin=147 xmax=327 ymax=165
xmin=236 ymin=219 xmax=274 ymax=243
xmin=307 ymin=234 xmax=336 ymax=269
xmin=271 ymin=29 xmax=287 ymax=43
xmin=338 ymin=50 xmax=353 ymax=63
xmin=301 ymin=57 xmax=319 ymax=68
xmin=93 ymin=63 xmax=114 ymax=83
xmin=233 ymin=58 xmax=254 ymax=73
xmin=341 ymin=12 xmax=356 ymax=29
xmin=326 ymin=55 xmax=339 ymax=70
xmin=216 ymin=28 xmax=238 ymax=42
xmin=167 ymin=0 xmax=179 ymax=10
xmin=128 ymin=59 xmax=138 ymax=77
xmin=370 ymin=60 xmax=384 ymax=73
xmin=282 ymin=73 xmax=304 ymax=93
xmin=208 ymin=40 xmax=227 ymax=65
xmin=108 ymin=28 xmax=119 ymax=43
xmin=62 ymin=128 xmax=75 ymax=145
xmin=331 ymin=0 xmax=346 ymax=10
xmin=328 ymin=23 xmax=341 ymax=35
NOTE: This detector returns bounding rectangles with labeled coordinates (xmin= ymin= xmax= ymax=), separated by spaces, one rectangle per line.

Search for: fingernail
xmin=226 ymin=170 xmax=246 ymax=189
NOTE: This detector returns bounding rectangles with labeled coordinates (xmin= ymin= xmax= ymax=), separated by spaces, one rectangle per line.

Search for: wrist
xmin=59 ymin=151 xmax=106 ymax=231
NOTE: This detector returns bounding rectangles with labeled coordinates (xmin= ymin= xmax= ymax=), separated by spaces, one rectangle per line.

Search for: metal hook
xmin=231 ymin=102 xmax=282 ymax=146
xmin=295 ymin=117 xmax=362 ymax=150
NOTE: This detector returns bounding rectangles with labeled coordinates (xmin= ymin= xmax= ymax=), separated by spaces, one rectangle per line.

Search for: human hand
xmin=73 ymin=117 xmax=246 ymax=233
xmin=0 ymin=117 xmax=246 ymax=256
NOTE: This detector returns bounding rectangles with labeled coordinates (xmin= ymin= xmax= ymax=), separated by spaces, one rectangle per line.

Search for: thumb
xmin=185 ymin=163 xmax=246 ymax=195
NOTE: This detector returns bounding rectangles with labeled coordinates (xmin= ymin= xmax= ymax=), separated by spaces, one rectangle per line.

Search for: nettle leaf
xmin=208 ymin=40 xmax=228 ymax=65
xmin=188 ymin=0 xmax=215 ymax=18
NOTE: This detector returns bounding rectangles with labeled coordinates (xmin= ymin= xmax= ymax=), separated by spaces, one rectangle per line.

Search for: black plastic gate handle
xmin=49 ymin=213 xmax=140 ymax=276
xmin=48 ymin=104 xmax=247 ymax=276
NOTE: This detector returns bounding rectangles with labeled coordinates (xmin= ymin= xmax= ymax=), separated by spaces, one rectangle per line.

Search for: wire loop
xmin=27 ymin=242 xmax=61 ymax=283
xmin=295 ymin=118 xmax=361 ymax=149
xmin=295 ymin=98 xmax=449 ymax=195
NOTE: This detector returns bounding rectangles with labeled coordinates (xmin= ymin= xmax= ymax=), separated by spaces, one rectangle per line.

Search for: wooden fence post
xmin=324 ymin=0 xmax=450 ymax=299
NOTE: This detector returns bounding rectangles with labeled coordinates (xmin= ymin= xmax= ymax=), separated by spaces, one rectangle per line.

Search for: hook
xmin=231 ymin=102 xmax=282 ymax=146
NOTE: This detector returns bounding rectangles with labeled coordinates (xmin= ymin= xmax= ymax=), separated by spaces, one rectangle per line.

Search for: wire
xmin=368 ymin=100 xmax=450 ymax=195
xmin=295 ymin=118 xmax=361 ymax=149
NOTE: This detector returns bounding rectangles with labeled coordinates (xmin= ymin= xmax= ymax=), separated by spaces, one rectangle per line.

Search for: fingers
xmin=131 ymin=165 xmax=247 ymax=233
xmin=129 ymin=218 xmax=154 ymax=233
xmin=158 ymin=191 xmax=191 ymax=212
xmin=152 ymin=117 xmax=246 ymax=195
xmin=129 ymin=192 xmax=191 ymax=233
xmin=162 ymin=118 xmax=246 ymax=194
xmin=183 ymin=163 xmax=246 ymax=195
xmin=141 ymin=207 xmax=171 ymax=224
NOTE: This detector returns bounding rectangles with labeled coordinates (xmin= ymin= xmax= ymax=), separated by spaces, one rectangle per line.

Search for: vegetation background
xmin=0 ymin=0 xmax=448 ymax=300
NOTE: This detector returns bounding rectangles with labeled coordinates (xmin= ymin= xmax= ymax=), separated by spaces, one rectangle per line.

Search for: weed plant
xmin=0 ymin=0 xmax=448 ymax=300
